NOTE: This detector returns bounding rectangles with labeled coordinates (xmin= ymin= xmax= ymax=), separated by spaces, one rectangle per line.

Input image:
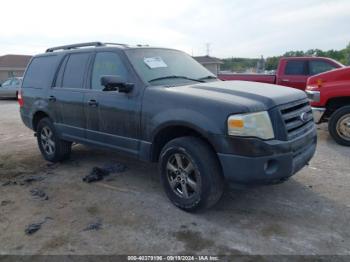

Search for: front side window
xmin=12 ymin=78 xmax=20 ymax=86
xmin=285 ymin=60 xmax=307 ymax=75
xmin=91 ymin=52 xmax=128 ymax=90
xmin=22 ymin=55 xmax=59 ymax=89
xmin=62 ymin=53 xmax=90 ymax=89
xmin=309 ymin=60 xmax=336 ymax=75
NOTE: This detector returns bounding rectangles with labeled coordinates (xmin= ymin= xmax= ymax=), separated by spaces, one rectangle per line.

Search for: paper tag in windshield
xmin=144 ymin=57 xmax=168 ymax=69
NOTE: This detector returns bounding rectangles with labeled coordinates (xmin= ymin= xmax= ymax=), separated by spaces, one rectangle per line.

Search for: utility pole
xmin=206 ymin=43 xmax=211 ymax=56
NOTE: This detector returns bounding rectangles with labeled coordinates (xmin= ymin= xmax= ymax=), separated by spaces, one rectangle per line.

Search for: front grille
xmin=279 ymin=99 xmax=314 ymax=140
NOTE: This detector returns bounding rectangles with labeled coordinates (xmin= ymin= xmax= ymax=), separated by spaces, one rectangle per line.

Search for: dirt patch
xmin=261 ymin=224 xmax=288 ymax=238
xmin=1 ymin=200 xmax=14 ymax=206
xmin=0 ymin=153 xmax=46 ymax=178
xmin=173 ymin=229 xmax=214 ymax=252
xmin=41 ymin=235 xmax=70 ymax=250
xmin=86 ymin=206 xmax=100 ymax=216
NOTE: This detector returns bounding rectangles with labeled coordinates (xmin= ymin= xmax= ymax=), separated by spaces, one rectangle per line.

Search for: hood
xmin=308 ymin=66 xmax=350 ymax=84
xmin=170 ymin=80 xmax=306 ymax=112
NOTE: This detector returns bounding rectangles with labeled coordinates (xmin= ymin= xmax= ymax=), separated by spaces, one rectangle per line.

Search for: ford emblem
xmin=300 ymin=112 xmax=308 ymax=122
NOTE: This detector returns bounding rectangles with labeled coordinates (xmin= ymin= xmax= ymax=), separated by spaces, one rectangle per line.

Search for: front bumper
xmin=217 ymin=127 xmax=317 ymax=185
xmin=311 ymin=107 xmax=326 ymax=124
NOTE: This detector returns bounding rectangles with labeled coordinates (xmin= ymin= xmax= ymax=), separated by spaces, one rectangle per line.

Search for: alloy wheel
xmin=40 ymin=126 xmax=56 ymax=155
xmin=166 ymin=153 xmax=200 ymax=199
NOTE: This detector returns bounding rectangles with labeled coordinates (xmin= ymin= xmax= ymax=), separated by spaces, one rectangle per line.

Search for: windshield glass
xmin=125 ymin=48 xmax=215 ymax=85
xmin=2 ymin=79 xmax=12 ymax=86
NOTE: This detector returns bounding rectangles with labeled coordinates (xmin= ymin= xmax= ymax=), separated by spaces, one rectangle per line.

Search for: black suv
xmin=19 ymin=42 xmax=317 ymax=211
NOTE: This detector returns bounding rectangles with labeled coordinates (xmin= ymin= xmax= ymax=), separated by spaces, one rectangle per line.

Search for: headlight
xmin=227 ymin=111 xmax=274 ymax=140
xmin=305 ymin=90 xmax=320 ymax=103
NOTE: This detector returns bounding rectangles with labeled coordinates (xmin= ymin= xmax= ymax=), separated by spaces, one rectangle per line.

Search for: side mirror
xmin=100 ymin=75 xmax=134 ymax=93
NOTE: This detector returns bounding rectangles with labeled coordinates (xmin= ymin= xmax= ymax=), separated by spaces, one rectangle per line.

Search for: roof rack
xmin=45 ymin=42 xmax=136 ymax=52
xmin=46 ymin=42 xmax=104 ymax=53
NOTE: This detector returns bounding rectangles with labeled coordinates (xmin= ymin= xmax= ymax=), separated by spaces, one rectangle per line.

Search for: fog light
xmin=264 ymin=159 xmax=278 ymax=175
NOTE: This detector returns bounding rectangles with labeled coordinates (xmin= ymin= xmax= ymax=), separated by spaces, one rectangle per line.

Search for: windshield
xmin=2 ymin=79 xmax=12 ymax=86
xmin=125 ymin=48 xmax=216 ymax=85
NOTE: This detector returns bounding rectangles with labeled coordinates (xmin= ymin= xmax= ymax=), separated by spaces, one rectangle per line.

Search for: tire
xmin=159 ymin=136 xmax=224 ymax=212
xmin=328 ymin=106 xmax=350 ymax=146
xmin=36 ymin=117 xmax=72 ymax=162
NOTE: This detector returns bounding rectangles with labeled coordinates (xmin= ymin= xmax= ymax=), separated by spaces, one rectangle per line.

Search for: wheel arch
xmin=325 ymin=96 xmax=350 ymax=118
xmin=32 ymin=111 xmax=50 ymax=131
xmin=150 ymin=122 xmax=218 ymax=162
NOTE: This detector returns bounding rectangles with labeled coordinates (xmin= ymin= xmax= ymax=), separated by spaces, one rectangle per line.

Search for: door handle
xmin=281 ymin=79 xmax=290 ymax=82
xmin=88 ymin=99 xmax=98 ymax=107
xmin=48 ymin=95 xmax=56 ymax=102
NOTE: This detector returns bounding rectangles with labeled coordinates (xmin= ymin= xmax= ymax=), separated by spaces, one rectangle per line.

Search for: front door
xmin=84 ymin=51 xmax=142 ymax=156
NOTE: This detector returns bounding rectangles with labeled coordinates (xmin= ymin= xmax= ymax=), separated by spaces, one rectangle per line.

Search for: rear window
xmin=22 ymin=55 xmax=59 ymax=89
xmin=285 ymin=60 xmax=307 ymax=75
xmin=309 ymin=60 xmax=336 ymax=75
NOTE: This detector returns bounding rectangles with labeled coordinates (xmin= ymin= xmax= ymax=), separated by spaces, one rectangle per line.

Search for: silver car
xmin=0 ymin=77 xmax=22 ymax=98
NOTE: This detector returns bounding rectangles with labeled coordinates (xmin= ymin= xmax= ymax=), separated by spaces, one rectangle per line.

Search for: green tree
xmin=220 ymin=42 xmax=350 ymax=72
xmin=265 ymin=56 xmax=280 ymax=70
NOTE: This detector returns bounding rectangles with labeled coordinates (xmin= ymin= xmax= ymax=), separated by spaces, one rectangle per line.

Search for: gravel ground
xmin=0 ymin=99 xmax=349 ymax=255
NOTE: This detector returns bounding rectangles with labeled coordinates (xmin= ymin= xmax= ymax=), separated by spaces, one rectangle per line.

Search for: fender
xmin=148 ymin=108 xmax=223 ymax=142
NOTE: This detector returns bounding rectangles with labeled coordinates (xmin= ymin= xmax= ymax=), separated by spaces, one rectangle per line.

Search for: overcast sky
xmin=1 ymin=0 xmax=349 ymax=58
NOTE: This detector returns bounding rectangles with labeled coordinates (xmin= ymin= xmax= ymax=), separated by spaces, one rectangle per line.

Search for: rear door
xmin=277 ymin=60 xmax=308 ymax=90
xmin=84 ymin=51 xmax=141 ymax=156
xmin=49 ymin=52 xmax=92 ymax=140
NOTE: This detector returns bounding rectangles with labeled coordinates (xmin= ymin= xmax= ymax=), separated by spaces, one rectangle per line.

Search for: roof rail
xmin=45 ymin=42 xmax=104 ymax=53
xmin=103 ymin=42 xmax=129 ymax=48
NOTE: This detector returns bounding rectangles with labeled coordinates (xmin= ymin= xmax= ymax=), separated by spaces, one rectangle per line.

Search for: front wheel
xmin=328 ymin=106 xmax=350 ymax=146
xmin=159 ymin=137 xmax=224 ymax=211
xmin=37 ymin=118 xmax=72 ymax=162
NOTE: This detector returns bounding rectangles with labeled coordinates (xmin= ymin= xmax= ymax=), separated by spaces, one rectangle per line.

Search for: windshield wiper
xmin=148 ymin=75 xmax=205 ymax=83
xmin=197 ymin=75 xmax=217 ymax=81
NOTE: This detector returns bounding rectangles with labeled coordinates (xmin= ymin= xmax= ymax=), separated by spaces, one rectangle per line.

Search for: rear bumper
xmin=20 ymin=109 xmax=33 ymax=130
xmin=311 ymin=107 xmax=326 ymax=124
xmin=217 ymin=127 xmax=317 ymax=185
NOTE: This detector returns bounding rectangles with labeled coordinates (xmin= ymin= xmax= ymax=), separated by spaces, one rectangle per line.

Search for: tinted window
xmin=54 ymin=56 xmax=69 ymax=86
xmin=91 ymin=52 xmax=128 ymax=90
xmin=62 ymin=53 xmax=90 ymax=89
xmin=22 ymin=56 xmax=59 ymax=88
xmin=309 ymin=60 xmax=336 ymax=75
xmin=285 ymin=61 xmax=307 ymax=75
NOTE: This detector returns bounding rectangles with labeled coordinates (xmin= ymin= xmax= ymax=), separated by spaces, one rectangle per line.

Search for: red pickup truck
xmin=219 ymin=57 xmax=343 ymax=90
xmin=306 ymin=66 xmax=350 ymax=146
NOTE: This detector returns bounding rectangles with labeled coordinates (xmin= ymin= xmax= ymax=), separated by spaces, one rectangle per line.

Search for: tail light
xmin=18 ymin=89 xmax=24 ymax=107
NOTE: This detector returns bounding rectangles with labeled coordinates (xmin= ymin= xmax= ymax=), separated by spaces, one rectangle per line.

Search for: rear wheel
xmin=159 ymin=137 xmax=224 ymax=211
xmin=36 ymin=118 xmax=72 ymax=162
xmin=328 ymin=106 xmax=350 ymax=146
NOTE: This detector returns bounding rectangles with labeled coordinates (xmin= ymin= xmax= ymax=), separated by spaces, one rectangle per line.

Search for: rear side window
xmin=62 ymin=53 xmax=90 ymax=89
xmin=22 ymin=55 xmax=59 ymax=89
xmin=309 ymin=60 xmax=336 ymax=75
xmin=285 ymin=61 xmax=307 ymax=75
